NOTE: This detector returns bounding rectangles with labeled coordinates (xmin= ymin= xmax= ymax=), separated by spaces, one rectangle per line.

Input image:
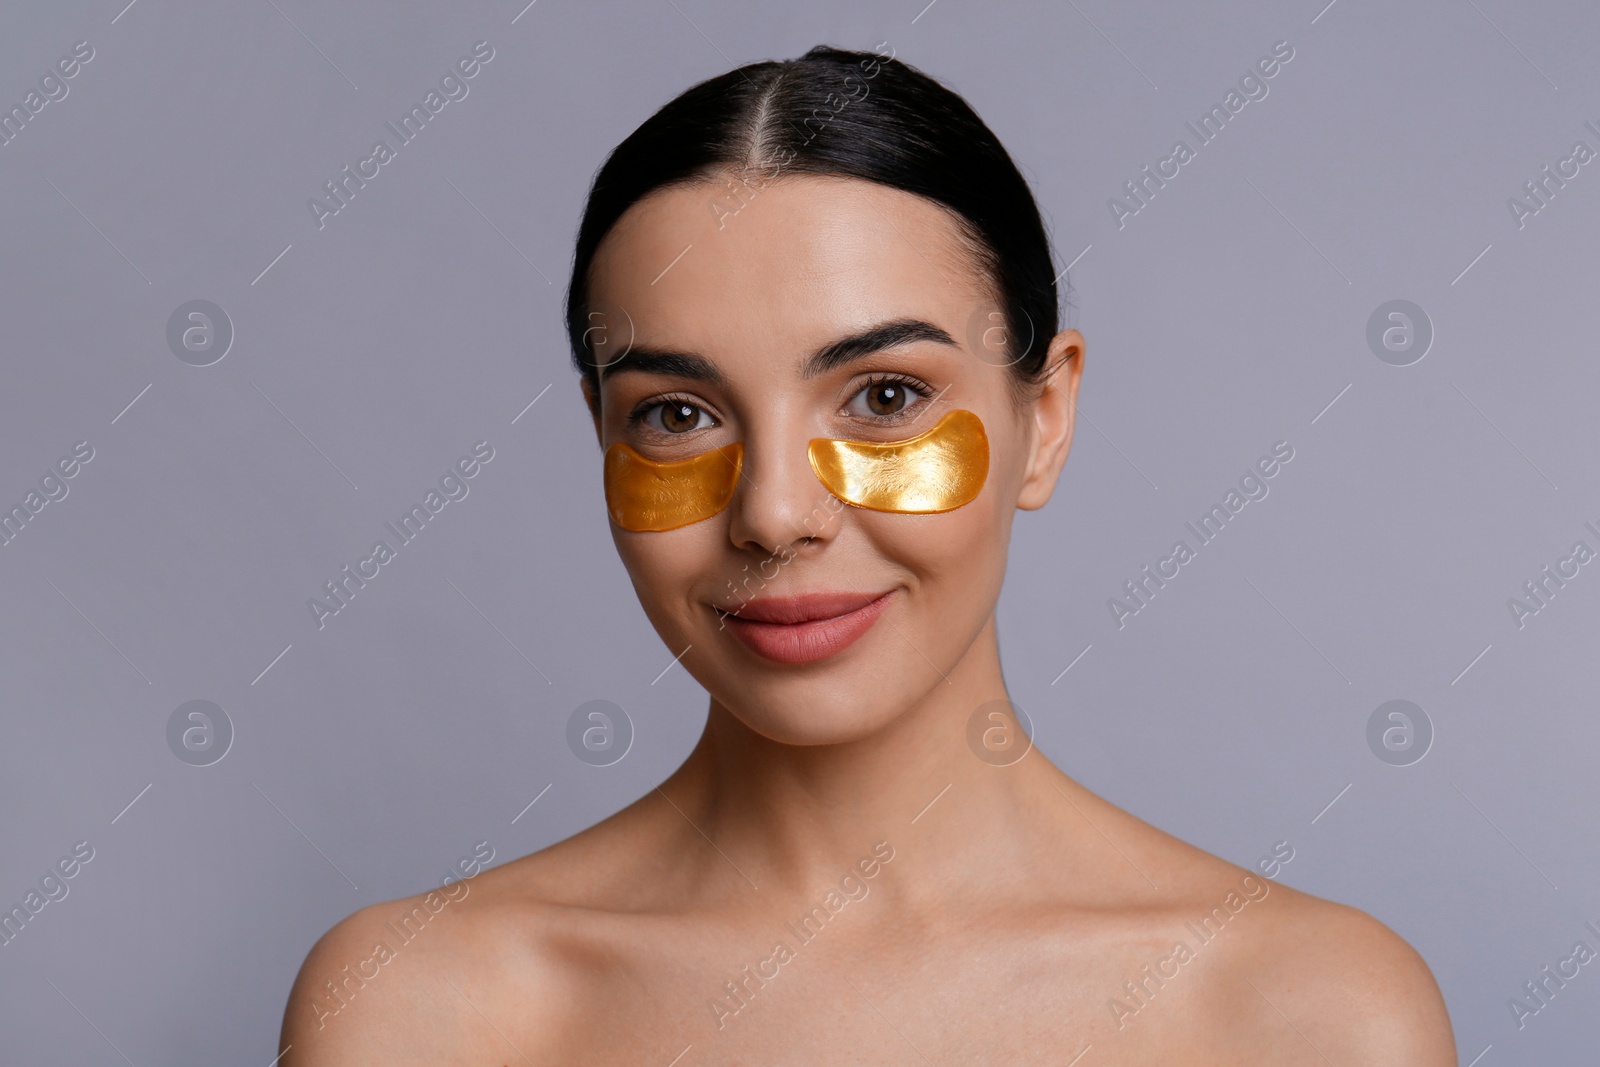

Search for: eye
xmin=633 ymin=395 xmax=714 ymax=435
xmin=846 ymin=374 xmax=937 ymax=420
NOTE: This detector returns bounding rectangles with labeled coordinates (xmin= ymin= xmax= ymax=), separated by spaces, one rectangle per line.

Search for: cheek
xmin=949 ymin=501 xmax=1013 ymax=584
xmin=872 ymin=466 xmax=1016 ymax=641
xmin=611 ymin=527 xmax=718 ymax=623
xmin=857 ymin=489 xmax=1010 ymax=592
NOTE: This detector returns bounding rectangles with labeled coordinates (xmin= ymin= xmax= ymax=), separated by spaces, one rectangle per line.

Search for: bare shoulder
xmin=1054 ymin=785 xmax=1454 ymax=1061
xmin=278 ymin=881 xmax=550 ymax=1065
xmin=278 ymin=798 xmax=685 ymax=1065
xmin=1222 ymin=878 xmax=1456 ymax=1063
xmin=279 ymin=892 xmax=464 ymax=1065
xmin=278 ymin=856 xmax=618 ymax=1065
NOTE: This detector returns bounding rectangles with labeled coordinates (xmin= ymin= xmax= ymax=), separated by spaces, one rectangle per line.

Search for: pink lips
xmin=716 ymin=590 xmax=896 ymax=665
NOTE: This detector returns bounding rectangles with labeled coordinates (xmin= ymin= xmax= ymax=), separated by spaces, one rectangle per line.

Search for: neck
xmin=657 ymin=613 xmax=1075 ymax=899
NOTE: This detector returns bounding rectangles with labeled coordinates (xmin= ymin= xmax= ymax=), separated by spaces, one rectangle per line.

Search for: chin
xmin=714 ymin=681 xmax=912 ymax=747
xmin=701 ymin=619 xmax=947 ymax=745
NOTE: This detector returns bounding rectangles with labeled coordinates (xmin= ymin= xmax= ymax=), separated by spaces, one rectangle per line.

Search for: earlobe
xmin=1016 ymin=329 xmax=1084 ymax=512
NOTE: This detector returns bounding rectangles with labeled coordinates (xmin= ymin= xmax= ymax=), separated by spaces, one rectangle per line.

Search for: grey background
xmin=1 ymin=0 xmax=1596 ymax=1061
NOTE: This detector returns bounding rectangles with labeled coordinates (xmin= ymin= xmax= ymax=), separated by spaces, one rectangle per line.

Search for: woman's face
xmin=584 ymin=174 xmax=1081 ymax=746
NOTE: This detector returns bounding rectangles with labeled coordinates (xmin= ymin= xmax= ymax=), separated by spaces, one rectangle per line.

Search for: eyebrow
xmin=597 ymin=317 xmax=959 ymax=385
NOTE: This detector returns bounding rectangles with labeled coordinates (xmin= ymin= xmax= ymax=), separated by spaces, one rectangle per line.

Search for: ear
xmin=580 ymin=376 xmax=603 ymax=447
xmin=1016 ymin=329 xmax=1084 ymax=511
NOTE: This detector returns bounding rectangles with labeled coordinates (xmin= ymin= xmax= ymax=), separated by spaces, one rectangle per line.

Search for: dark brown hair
xmin=565 ymin=44 xmax=1062 ymax=400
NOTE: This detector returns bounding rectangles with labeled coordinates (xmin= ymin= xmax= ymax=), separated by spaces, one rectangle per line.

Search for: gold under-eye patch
xmin=808 ymin=408 xmax=989 ymax=513
xmin=602 ymin=408 xmax=989 ymax=532
xmin=604 ymin=440 xmax=743 ymax=532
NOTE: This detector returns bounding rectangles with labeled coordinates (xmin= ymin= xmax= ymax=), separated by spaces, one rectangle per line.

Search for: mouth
xmin=713 ymin=590 xmax=896 ymax=665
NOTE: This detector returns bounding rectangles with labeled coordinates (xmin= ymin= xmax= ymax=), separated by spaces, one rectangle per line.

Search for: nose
xmin=725 ymin=418 xmax=844 ymax=558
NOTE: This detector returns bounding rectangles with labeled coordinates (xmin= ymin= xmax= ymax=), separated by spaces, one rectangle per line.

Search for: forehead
xmin=587 ymin=175 xmax=991 ymax=368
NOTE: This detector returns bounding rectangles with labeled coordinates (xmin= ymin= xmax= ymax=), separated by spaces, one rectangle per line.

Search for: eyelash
xmin=850 ymin=373 xmax=938 ymax=420
xmin=626 ymin=373 xmax=939 ymax=435
xmin=627 ymin=392 xmax=708 ymax=434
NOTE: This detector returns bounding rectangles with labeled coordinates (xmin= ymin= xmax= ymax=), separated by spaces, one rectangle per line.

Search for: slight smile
xmin=715 ymin=590 xmax=897 ymax=665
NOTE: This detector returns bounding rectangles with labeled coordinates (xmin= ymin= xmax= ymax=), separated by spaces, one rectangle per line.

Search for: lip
xmin=714 ymin=590 xmax=896 ymax=665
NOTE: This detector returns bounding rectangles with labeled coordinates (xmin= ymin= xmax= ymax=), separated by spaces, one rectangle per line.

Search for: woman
xmin=282 ymin=44 xmax=1454 ymax=1063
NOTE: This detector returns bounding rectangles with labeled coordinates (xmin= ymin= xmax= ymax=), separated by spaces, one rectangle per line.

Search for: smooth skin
xmin=281 ymin=175 xmax=1455 ymax=1064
